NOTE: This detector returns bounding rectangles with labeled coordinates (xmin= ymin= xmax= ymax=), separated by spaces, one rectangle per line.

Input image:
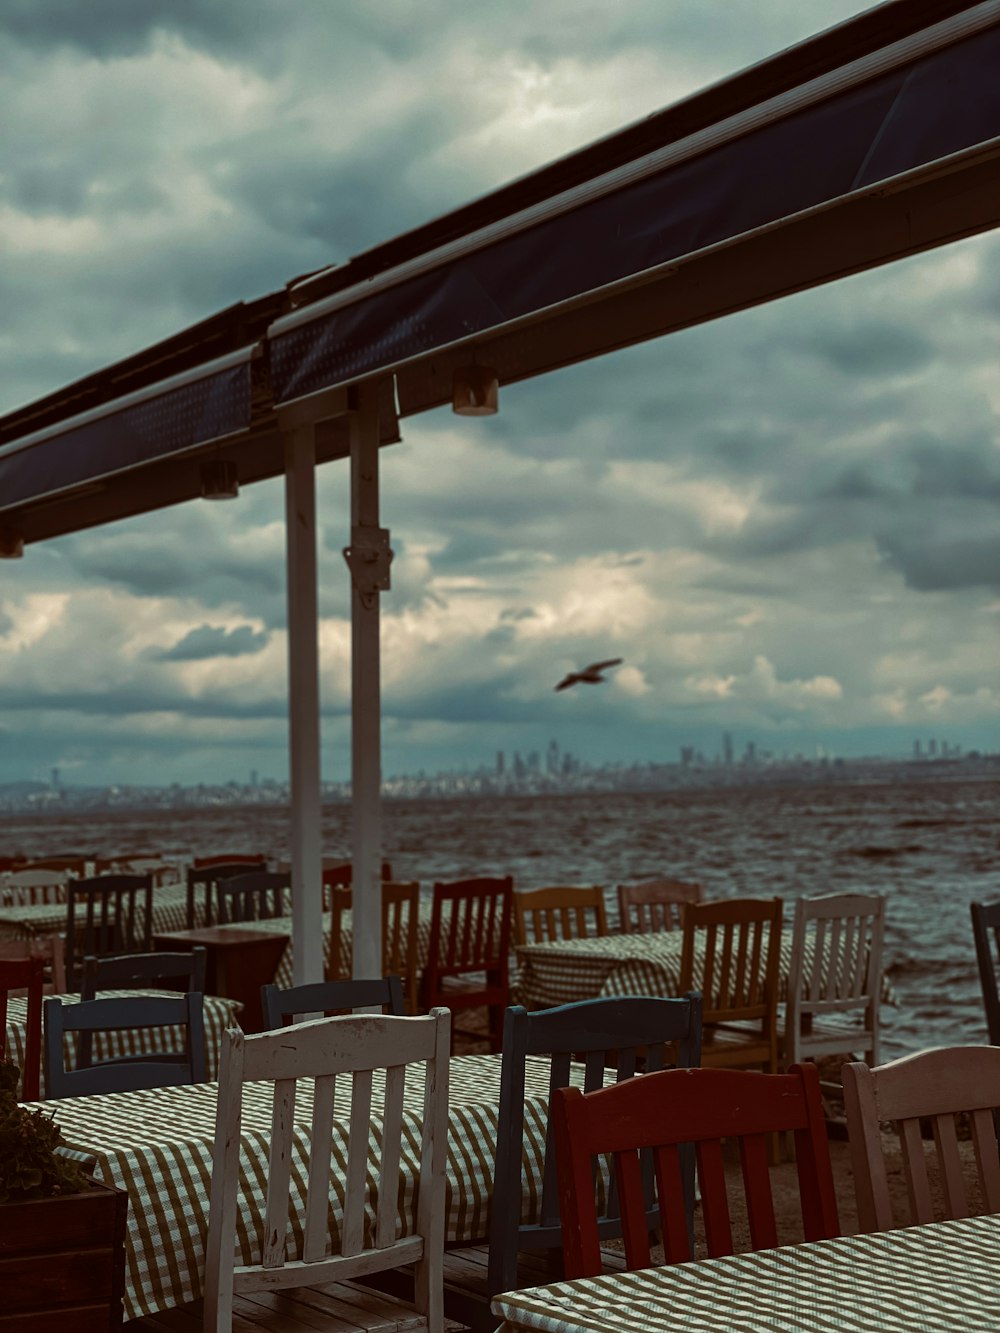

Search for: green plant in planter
xmin=0 ymin=1056 xmax=89 ymax=1203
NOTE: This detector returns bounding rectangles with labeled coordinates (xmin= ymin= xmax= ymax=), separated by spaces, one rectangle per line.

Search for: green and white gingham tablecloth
xmin=0 ymin=881 xmax=197 ymax=943
xmin=492 ymin=1213 xmax=1000 ymax=1333
xmin=5 ymin=989 xmax=242 ymax=1096
xmin=515 ymin=931 xmax=893 ymax=1011
xmin=231 ymin=909 xmax=433 ymax=989
xmin=32 ymin=1052 xmax=569 ymax=1321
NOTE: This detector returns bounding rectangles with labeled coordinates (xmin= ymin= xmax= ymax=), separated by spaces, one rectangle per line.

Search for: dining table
xmin=0 ymin=880 xmax=199 ymax=944
xmin=230 ymin=907 xmax=433 ymax=990
xmin=36 ymin=1051 xmax=570 ymax=1322
xmin=514 ymin=930 xmax=894 ymax=1012
xmin=5 ymin=988 xmax=242 ymax=1096
xmin=491 ymin=1212 xmax=1000 ymax=1332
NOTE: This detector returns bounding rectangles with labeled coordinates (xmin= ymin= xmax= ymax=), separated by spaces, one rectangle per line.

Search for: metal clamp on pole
xmin=343 ymin=526 xmax=393 ymax=606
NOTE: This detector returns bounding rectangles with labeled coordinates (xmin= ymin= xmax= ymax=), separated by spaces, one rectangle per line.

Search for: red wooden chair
xmin=1 ymin=955 xmax=45 ymax=1100
xmin=553 ymin=1062 xmax=839 ymax=1277
xmin=421 ymin=876 xmax=513 ymax=1052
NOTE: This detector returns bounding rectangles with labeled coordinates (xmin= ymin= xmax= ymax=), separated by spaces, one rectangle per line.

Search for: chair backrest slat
xmin=304 ymin=1072 xmax=337 ymax=1262
xmin=262 ymin=1078 xmax=297 ymax=1268
xmin=377 ymin=1063 xmax=406 ymax=1248
xmin=343 ymin=1067 xmax=374 ymax=1256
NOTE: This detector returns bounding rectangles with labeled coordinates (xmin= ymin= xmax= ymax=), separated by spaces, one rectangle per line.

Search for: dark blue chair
xmin=448 ymin=993 xmax=703 ymax=1331
xmin=43 ymin=993 xmax=206 ymax=1098
xmin=260 ymin=975 xmax=406 ymax=1029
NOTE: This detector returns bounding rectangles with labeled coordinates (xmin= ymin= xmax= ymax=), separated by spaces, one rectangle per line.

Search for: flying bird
xmin=554 ymin=658 xmax=623 ymax=691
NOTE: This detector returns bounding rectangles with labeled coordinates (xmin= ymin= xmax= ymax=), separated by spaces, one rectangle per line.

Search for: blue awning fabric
xmin=0 ymin=356 xmax=252 ymax=513
xmin=269 ymin=22 xmax=1000 ymax=411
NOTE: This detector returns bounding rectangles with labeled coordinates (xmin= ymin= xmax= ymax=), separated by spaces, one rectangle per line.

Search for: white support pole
xmin=347 ymin=383 xmax=388 ymax=980
xmin=284 ymin=424 xmax=324 ymax=986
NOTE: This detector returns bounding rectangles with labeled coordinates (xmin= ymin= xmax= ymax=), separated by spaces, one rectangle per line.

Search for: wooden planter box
xmin=0 ymin=1179 xmax=127 ymax=1331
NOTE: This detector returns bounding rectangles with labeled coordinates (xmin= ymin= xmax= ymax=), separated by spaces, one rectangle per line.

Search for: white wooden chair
xmin=1 ymin=867 xmax=69 ymax=906
xmin=843 ymin=1046 xmax=1000 ymax=1232
xmin=203 ymin=1008 xmax=451 ymax=1333
xmin=783 ymin=892 xmax=886 ymax=1073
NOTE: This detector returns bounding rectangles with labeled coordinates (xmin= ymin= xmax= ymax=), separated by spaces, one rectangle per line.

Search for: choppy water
xmin=2 ymin=776 xmax=997 ymax=1058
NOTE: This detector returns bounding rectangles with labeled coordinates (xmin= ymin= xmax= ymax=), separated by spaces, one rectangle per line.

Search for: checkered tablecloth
xmin=32 ymin=1051 xmax=573 ymax=1322
xmin=4 ymin=989 xmax=242 ymax=1097
xmin=0 ymin=881 xmax=196 ymax=943
xmin=492 ymin=1213 xmax=1000 ymax=1333
xmin=231 ymin=909 xmax=433 ymax=989
xmin=515 ymin=932 xmax=893 ymax=1010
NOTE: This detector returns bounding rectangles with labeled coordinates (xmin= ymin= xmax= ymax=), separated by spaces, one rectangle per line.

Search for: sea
xmin=2 ymin=774 xmax=997 ymax=1060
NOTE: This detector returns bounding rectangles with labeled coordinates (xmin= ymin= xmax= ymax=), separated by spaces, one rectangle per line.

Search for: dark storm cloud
xmin=0 ymin=683 xmax=287 ymax=722
xmin=0 ymin=1 xmax=278 ymax=59
xmin=806 ymin=322 xmax=934 ymax=378
xmin=153 ymin=624 xmax=269 ymax=661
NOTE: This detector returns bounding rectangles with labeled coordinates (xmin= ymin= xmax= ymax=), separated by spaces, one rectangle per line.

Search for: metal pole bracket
xmin=343 ymin=526 xmax=393 ymax=603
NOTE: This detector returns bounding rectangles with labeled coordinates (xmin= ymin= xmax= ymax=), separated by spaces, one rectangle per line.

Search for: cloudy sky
xmin=1 ymin=1 xmax=998 ymax=788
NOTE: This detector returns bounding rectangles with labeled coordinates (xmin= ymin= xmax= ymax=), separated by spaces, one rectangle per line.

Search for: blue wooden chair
xmin=443 ymin=993 xmax=703 ymax=1331
xmin=43 ymin=993 xmax=207 ymax=1098
xmin=260 ymin=975 xmax=407 ymax=1029
xmin=80 ymin=947 xmax=207 ymax=1000
xmin=971 ymin=901 xmax=1000 ymax=1044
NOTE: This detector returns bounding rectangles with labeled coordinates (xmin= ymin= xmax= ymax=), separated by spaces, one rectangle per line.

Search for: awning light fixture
xmin=452 ymin=365 xmax=498 ymax=417
xmin=200 ymin=459 xmax=240 ymax=500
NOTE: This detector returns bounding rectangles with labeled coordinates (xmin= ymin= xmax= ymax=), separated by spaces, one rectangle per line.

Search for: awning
xmin=268 ymin=5 xmax=1000 ymax=417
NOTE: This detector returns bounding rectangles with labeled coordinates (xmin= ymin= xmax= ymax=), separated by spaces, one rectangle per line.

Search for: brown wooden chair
xmin=617 ymin=878 xmax=702 ymax=933
xmin=215 ymin=871 xmax=290 ymax=925
xmin=0 ymin=935 xmax=67 ymax=994
xmin=186 ymin=860 xmax=269 ymax=929
xmin=843 ymin=1046 xmax=1000 ymax=1232
xmin=553 ymin=1062 xmax=839 ymax=1276
xmin=680 ymin=897 xmax=783 ymax=1073
xmin=422 ymin=877 xmax=513 ymax=1053
xmin=328 ymin=881 xmax=420 ymax=1013
xmin=1 ymin=955 xmax=44 ymax=1100
xmin=319 ymin=860 xmax=394 ymax=909
xmin=513 ymin=885 xmax=608 ymax=947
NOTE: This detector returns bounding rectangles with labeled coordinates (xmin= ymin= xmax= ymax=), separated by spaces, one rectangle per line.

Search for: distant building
xmin=723 ymin=733 xmax=733 ymax=766
xmin=496 ymin=750 xmax=505 ymax=776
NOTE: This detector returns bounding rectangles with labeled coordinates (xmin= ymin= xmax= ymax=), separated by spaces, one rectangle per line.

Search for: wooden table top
xmin=154 ymin=924 xmax=291 ymax=947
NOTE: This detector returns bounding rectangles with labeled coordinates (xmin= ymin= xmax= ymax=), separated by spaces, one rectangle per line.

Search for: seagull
xmin=554 ymin=658 xmax=623 ymax=691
